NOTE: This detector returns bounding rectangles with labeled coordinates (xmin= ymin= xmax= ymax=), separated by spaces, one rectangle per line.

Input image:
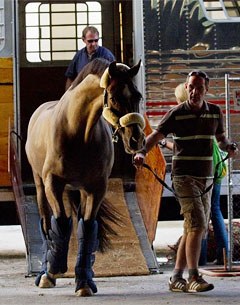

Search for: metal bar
xmin=132 ymin=0 xmax=146 ymax=114
xmin=225 ymin=73 xmax=233 ymax=270
xmin=228 ymin=77 xmax=240 ymax=81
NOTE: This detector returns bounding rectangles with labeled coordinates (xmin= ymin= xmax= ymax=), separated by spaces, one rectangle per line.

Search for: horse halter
xmin=100 ymin=66 xmax=145 ymax=142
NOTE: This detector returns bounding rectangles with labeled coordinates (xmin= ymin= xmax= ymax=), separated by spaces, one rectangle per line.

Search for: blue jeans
xmin=199 ymin=182 xmax=228 ymax=265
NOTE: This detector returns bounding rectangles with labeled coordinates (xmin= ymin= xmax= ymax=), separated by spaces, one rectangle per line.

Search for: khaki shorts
xmin=172 ymin=176 xmax=213 ymax=234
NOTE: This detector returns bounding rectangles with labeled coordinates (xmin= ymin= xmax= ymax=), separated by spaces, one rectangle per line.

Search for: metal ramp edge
xmin=124 ymin=191 xmax=159 ymax=273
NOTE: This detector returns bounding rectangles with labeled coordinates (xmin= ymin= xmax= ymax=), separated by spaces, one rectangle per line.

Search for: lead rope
xmin=133 ymin=154 xmax=230 ymax=201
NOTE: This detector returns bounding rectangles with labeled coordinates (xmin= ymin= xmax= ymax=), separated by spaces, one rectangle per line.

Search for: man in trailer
xmin=65 ymin=26 xmax=115 ymax=90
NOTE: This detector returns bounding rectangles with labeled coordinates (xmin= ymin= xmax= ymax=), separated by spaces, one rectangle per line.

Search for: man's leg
xmin=169 ymin=234 xmax=187 ymax=292
xmin=174 ymin=234 xmax=187 ymax=272
xmin=171 ymin=230 xmax=203 ymax=284
xmin=186 ymin=230 xmax=204 ymax=270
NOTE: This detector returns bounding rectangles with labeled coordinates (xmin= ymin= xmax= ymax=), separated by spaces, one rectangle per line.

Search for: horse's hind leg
xmin=75 ymin=218 xmax=99 ymax=296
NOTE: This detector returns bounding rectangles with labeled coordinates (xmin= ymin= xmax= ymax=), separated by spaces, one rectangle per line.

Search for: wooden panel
xmin=0 ymin=173 xmax=11 ymax=186
xmin=0 ymin=86 xmax=13 ymax=103
xmin=0 ymin=58 xmax=13 ymax=187
xmin=0 ymin=155 xmax=11 ymax=186
xmin=0 ymin=102 xmax=13 ymax=187
xmin=0 ymin=103 xmax=13 ymax=129
xmin=135 ymin=115 xmax=166 ymax=244
xmin=0 ymin=155 xmax=9 ymax=173
xmin=0 ymin=58 xmax=13 ymax=83
xmin=0 ymin=136 xmax=8 ymax=155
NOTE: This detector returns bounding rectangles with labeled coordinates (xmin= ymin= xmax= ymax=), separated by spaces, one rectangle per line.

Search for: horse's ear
xmin=108 ymin=61 xmax=117 ymax=78
xmin=100 ymin=67 xmax=110 ymax=88
xmin=127 ymin=60 xmax=141 ymax=78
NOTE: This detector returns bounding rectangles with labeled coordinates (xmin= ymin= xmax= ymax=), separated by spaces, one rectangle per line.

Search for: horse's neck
xmin=64 ymin=74 xmax=104 ymax=139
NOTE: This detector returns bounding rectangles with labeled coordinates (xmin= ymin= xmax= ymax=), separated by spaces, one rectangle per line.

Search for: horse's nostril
xmin=129 ymin=135 xmax=145 ymax=151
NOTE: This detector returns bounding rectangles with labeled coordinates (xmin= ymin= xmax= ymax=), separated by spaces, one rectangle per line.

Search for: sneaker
xmin=169 ymin=277 xmax=187 ymax=292
xmin=186 ymin=275 xmax=214 ymax=293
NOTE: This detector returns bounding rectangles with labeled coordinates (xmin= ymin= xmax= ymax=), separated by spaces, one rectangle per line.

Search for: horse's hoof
xmin=38 ymin=273 xmax=56 ymax=288
xmin=75 ymin=280 xmax=97 ymax=297
xmin=75 ymin=287 xmax=94 ymax=297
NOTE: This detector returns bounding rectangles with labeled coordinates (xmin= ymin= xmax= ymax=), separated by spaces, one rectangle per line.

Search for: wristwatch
xmin=159 ymin=139 xmax=167 ymax=148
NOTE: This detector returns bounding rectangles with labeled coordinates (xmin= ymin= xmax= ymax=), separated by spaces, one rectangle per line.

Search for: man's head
xmin=82 ymin=26 xmax=100 ymax=55
xmin=185 ymin=70 xmax=209 ymax=111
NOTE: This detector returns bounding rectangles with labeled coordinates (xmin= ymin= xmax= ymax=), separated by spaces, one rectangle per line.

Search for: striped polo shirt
xmin=157 ymin=100 xmax=225 ymax=178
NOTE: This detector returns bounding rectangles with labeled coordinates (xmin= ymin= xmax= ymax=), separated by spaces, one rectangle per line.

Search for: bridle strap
xmin=103 ymin=89 xmax=108 ymax=108
xmin=102 ymin=89 xmax=121 ymax=142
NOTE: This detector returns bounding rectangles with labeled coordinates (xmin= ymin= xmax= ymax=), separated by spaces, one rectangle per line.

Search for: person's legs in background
xmin=199 ymin=237 xmax=208 ymax=266
xmin=211 ymin=182 xmax=228 ymax=264
xmin=199 ymin=182 xmax=228 ymax=265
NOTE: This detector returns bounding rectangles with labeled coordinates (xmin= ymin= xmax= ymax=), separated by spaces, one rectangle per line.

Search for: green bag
xmin=213 ymin=139 xmax=227 ymax=183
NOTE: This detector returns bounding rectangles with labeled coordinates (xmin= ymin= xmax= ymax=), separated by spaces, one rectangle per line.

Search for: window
xmin=199 ymin=0 xmax=240 ymax=22
xmin=25 ymin=1 xmax=102 ymax=62
xmin=0 ymin=0 xmax=5 ymax=51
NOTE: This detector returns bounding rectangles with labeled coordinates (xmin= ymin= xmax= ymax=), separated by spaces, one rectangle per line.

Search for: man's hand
xmin=133 ymin=152 xmax=146 ymax=167
xmin=226 ymin=142 xmax=239 ymax=158
xmin=133 ymin=130 xmax=165 ymax=167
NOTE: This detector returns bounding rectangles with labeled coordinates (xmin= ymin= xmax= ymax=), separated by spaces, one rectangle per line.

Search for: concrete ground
xmin=0 ymin=224 xmax=239 ymax=305
xmin=0 ymin=257 xmax=239 ymax=305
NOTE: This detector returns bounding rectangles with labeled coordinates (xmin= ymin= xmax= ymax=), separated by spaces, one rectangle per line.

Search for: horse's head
xmin=100 ymin=60 xmax=145 ymax=154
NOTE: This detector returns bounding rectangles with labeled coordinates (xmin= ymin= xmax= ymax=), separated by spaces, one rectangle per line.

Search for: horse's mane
xmin=71 ymin=58 xmax=111 ymax=90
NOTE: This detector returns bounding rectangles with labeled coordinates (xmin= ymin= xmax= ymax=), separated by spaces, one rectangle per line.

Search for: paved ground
xmin=0 ymin=257 xmax=239 ymax=305
xmin=0 ymin=224 xmax=239 ymax=305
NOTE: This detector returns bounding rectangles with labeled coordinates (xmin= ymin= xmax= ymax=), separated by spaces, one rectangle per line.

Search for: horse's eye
xmin=110 ymin=97 xmax=117 ymax=105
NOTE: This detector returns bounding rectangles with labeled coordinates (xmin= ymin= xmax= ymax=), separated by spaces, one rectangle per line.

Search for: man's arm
xmin=133 ymin=130 xmax=165 ymax=166
xmin=216 ymin=133 xmax=238 ymax=158
xmin=145 ymin=130 xmax=165 ymax=152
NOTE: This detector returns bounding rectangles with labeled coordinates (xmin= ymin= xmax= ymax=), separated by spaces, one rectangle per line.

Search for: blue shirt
xmin=65 ymin=46 xmax=115 ymax=80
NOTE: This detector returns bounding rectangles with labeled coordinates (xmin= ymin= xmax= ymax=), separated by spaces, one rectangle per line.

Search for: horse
xmin=25 ymin=58 xmax=146 ymax=296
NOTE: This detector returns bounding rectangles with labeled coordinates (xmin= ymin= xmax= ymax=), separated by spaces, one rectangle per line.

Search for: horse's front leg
xmin=75 ymin=189 xmax=105 ymax=297
xmin=37 ymin=174 xmax=72 ymax=288
xmin=32 ymin=172 xmax=54 ymax=288
xmin=75 ymin=218 xmax=99 ymax=297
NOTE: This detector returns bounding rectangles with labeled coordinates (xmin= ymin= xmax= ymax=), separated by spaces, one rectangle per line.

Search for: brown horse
xmin=25 ymin=58 xmax=145 ymax=296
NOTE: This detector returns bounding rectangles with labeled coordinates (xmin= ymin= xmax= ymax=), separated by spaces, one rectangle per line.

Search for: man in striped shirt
xmin=134 ymin=70 xmax=238 ymax=293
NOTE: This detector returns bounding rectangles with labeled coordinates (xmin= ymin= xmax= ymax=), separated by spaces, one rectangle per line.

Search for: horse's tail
xmin=97 ymin=198 xmax=125 ymax=252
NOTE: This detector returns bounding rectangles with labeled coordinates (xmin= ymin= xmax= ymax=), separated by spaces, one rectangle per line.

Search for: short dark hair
xmin=82 ymin=26 xmax=99 ymax=38
xmin=187 ymin=70 xmax=210 ymax=85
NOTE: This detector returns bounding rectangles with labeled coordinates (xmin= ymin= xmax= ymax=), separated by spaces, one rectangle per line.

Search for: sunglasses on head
xmin=87 ymin=39 xmax=99 ymax=43
xmin=188 ymin=70 xmax=209 ymax=82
